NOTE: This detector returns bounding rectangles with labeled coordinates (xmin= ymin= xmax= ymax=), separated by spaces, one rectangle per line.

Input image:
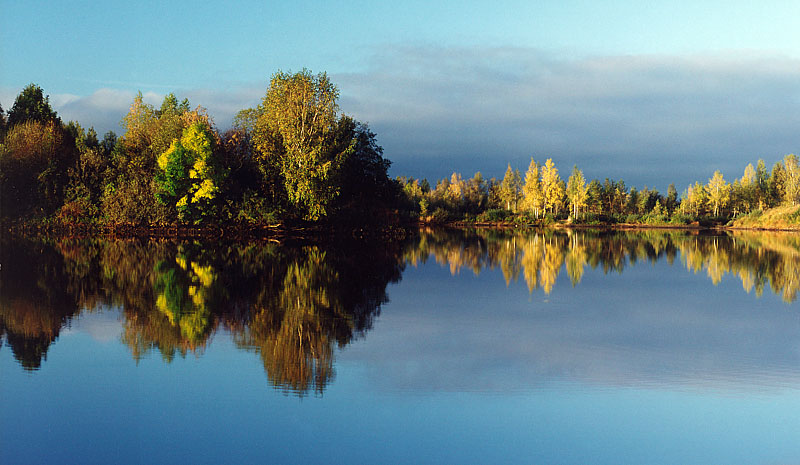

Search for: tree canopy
xmin=6 ymin=83 xmax=59 ymax=127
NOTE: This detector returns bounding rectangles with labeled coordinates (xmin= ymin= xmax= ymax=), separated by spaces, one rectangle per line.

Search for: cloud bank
xmin=22 ymin=46 xmax=800 ymax=191
xmin=336 ymin=47 xmax=800 ymax=189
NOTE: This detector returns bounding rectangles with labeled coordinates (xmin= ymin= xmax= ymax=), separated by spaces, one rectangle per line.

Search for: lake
xmin=2 ymin=228 xmax=799 ymax=464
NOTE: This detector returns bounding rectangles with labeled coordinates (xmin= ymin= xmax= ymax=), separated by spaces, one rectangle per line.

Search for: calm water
xmin=2 ymin=228 xmax=800 ymax=464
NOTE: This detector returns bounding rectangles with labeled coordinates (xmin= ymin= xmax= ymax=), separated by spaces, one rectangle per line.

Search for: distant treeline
xmin=2 ymin=73 xmax=799 ymax=231
xmin=0 ymin=71 xmax=401 ymax=229
xmin=397 ymin=155 xmax=800 ymax=226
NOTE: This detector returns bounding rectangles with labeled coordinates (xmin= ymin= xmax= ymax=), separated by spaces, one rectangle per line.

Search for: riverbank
xmin=1 ymin=218 xmax=410 ymax=242
xmin=5 ymin=204 xmax=799 ymax=240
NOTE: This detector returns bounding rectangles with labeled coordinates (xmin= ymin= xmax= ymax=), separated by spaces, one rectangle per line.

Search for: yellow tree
xmin=783 ymin=154 xmax=800 ymax=205
xmin=682 ymin=182 xmax=707 ymax=216
xmin=706 ymin=170 xmax=731 ymax=216
xmin=156 ymin=121 xmax=226 ymax=222
xmin=522 ymin=158 xmax=544 ymax=218
xmin=738 ymin=163 xmax=757 ymax=213
xmin=254 ymin=69 xmax=341 ymax=221
xmin=540 ymin=158 xmax=565 ymax=215
xmin=566 ymin=165 xmax=588 ymax=219
xmin=499 ymin=164 xmax=522 ymax=212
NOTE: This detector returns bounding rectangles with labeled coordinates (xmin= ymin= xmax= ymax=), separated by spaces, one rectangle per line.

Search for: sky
xmin=2 ymin=0 xmax=800 ymax=190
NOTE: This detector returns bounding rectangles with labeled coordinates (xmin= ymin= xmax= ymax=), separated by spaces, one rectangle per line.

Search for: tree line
xmin=2 ymin=73 xmax=798 ymax=230
xmin=0 ymin=72 xmax=400 ymax=228
xmin=397 ymin=158 xmax=800 ymax=225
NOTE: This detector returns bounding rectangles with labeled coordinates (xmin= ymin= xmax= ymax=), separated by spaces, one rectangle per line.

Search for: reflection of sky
xmin=61 ymin=305 xmax=123 ymax=344
xmin=4 ymin=248 xmax=800 ymax=464
xmin=342 ymin=256 xmax=800 ymax=393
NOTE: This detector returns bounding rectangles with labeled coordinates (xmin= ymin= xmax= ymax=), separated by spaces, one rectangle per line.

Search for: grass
xmin=731 ymin=204 xmax=800 ymax=230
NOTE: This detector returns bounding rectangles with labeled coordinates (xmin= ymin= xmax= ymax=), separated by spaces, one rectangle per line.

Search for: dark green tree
xmin=666 ymin=184 xmax=678 ymax=214
xmin=7 ymin=83 xmax=59 ymax=127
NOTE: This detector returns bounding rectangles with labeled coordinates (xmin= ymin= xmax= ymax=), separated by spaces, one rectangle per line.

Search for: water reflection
xmin=410 ymin=227 xmax=800 ymax=302
xmin=1 ymin=228 xmax=798 ymax=393
xmin=0 ymin=236 xmax=402 ymax=395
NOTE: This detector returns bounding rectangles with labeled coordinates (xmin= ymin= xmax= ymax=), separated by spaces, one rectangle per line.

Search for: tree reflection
xmin=0 ymin=235 xmax=402 ymax=395
xmin=408 ymin=228 xmax=799 ymax=303
xmin=0 ymin=237 xmax=81 ymax=370
xmin=2 ymin=227 xmax=797 ymax=391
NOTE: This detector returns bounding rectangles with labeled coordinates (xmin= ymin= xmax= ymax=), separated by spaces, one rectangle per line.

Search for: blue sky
xmin=2 ymin=0 xmax=800 ymax=189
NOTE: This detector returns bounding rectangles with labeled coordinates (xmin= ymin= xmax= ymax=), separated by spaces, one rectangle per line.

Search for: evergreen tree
xmin=7 ymin=83 xmax=59 ymax=127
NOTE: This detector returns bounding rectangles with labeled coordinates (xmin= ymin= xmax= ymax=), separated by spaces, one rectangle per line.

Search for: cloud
xmin=334 ymin=47 xmax=800 ymax=189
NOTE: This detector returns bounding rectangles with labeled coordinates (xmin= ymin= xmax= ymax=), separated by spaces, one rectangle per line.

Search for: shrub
xmin=477 ymin=208 xmax=510 ymax=222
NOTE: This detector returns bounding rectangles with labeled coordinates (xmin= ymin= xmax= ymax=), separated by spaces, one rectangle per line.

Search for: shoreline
xmin=3 ymin=218 xmax=798 ymax=241
xmin=430 ymin=220 xmax=800 ymax=233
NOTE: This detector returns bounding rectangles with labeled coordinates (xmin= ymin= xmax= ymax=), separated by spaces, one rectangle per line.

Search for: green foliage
xmin=0 ymin=120 xmax=76 ymax=218
xmin=253 ymin=69 xmax=341 ymax=221
xmin=669 ymin=212 xmax=692 ymax=225
xmin=477 ymin=208 xmax=510 ymax=222
xmin=6 ymin=83 xmax=59 ymax=127
xmin=155 ymin=122 xmax=227 ymax=223
xmin=234 ymin=189 xmax=281 ymax=224
xmin=431 ymin=207 xmax=452 ymax=223
xmin=419 ymin=198 xmax=429 ymax=217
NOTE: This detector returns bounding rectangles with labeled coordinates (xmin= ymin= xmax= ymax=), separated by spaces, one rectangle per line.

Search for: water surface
xmin=2 ymin=228 xmax=799 ymax=464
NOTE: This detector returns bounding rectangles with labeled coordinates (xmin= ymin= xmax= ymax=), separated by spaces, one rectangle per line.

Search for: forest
xmin=1 ymin=72 xmax=799 ymax=232
xmin=0 ymin=71 xmax=400 ymax=231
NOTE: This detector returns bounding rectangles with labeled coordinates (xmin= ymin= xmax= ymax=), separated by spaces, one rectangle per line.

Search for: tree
xmin=499 ymin=164 xmax=522 ymax=212
xmin=736 ymin=163 xmax=757 ymax=213
xmin=783 ymin=154 xmax=800 ymax=205
xmin=666 ymin=183 xmax=679 ymax=214
xmin=705 ymin=170 xmax=730 ymax=217
xmin=6 ymin=83 xmax=59 ymax=127
xmin=330 ymin=117 xmax=394 ymax=219
xmin=682 ymin=182 xmax=706 ymax=217
xmin=522 ymin=158 xmax=544 ymax=218
xmin=768 ymin=161 xmax=786 ymax=206
xmin=586 ymin=180 xmax=603 ymax=215
xmin=540 ymin=158 xmax=564 ymax=215
xmin=101 ymin=131 xmax=117 ymax=157
xmin=0 ymin=120 xmax=75 ymax=217
xmin=755 ymin=159 xmax=769 ymax=210
xmin=566 ymin=165 xmax=588 ymax=219
xmin=465 ymin=172 xmax=487 ymax=213
xmin=156 ymin=122 xmax=227 ymax=222
xmin=253 ymin=69 xmax=341 ymax=221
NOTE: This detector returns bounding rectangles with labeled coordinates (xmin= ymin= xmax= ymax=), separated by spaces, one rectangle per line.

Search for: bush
xmin=234 ymin=189 xmax=280 ymax=224
xmin=477 ymin=208 xmax=509 ymax=222
xmin=787 ymin=207 xmax=800 ymax=224
xmin=668 ymin=213 xmax=692 ymax=225
xmin=431 ymin=207 xmax=451 ymax=223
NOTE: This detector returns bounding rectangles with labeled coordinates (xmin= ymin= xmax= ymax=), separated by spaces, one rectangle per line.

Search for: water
xmin=2 ymin=228 xmax=799 ymax=464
